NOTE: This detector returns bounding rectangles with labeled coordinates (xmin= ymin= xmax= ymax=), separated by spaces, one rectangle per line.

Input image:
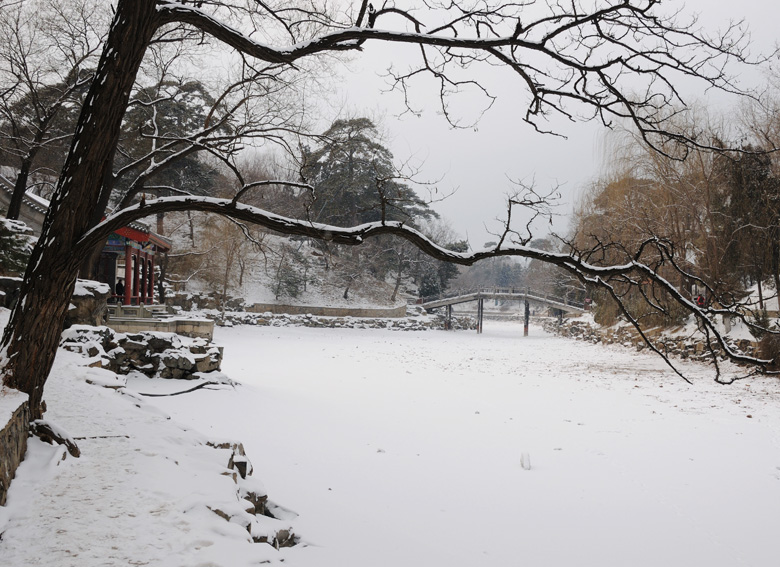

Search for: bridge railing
xmin=420 ymin=287 xmax=585 ymax=310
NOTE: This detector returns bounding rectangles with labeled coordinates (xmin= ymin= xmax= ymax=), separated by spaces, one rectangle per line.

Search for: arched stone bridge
xmin=420 ymin=287 xmax=586 ymax=335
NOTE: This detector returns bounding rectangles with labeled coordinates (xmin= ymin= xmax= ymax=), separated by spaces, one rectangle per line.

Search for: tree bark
xmin=0 ymin=0 xmax=159 ymax=420
xmin=771 ymin=240 xmax=780 ymax=303
xmin=157 ymin=251 xmax=169 ymax=304
xmin=6 ymin=157 xmax=34 ymax=221
xmin=80 ymin=145 xmax=121 ymax=280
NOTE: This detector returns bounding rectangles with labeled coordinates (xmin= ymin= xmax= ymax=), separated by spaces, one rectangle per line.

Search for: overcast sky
xmin=328 ymin=0 xmax=780 ymax=249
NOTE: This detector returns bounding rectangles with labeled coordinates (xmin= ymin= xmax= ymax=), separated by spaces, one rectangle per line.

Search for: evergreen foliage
xmin=273 ymin=243 xmax=308 ymax=300
xmin=749 ymin=308 xmax=771 ymax=340
xmin=298 ymin=118 xmax=463 ymax=299
xmin=116 ymin=79 xmax=225 ymax=201
xmin=302 ymin=118 xmax=436 ymax=225
xmin=715 ymin=146 xmax=780 ymax=290
xmin=414 ymin=239 xmax=469 ymax=297
xmin=0 ymin=216 xmax=34 ymax=275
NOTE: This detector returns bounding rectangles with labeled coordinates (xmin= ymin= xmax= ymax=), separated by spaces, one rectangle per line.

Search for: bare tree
xmin=571 ymin=105 xmax=780 ymax=333
xmin=96 ymin=49 xmax=305 ymax=222
xmin=0 ymin=0 xmax=774 ymax=420
xmin=197 ymin=214 xmax=265 ymax=317
xmin=0 ymin=0 xmax=107 ymax=219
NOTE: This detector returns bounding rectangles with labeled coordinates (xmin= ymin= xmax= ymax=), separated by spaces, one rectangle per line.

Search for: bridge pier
xmin=445 ymin=304 xmax=452 ymax=330
xmin=524 ymin=300 xmax=530 ymax=336
xmin=477 ymin=298 xmax=484 ymax=334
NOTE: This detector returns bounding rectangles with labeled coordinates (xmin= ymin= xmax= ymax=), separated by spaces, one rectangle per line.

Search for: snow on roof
xmin=23 ymin=191 xmax=50 ymax=210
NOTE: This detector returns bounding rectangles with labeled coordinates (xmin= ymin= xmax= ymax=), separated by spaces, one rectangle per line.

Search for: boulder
xmin=0 ymin=276 xmax=22 ymax=309
xmin=65 ymin=279 xmax=111 ymax=328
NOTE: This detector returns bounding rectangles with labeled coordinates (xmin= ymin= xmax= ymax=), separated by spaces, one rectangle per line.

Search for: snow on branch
xmin=76 ymin=193 xmax=777 ymax=380
xmin=157 ymin=1 xmax=767 ymax=154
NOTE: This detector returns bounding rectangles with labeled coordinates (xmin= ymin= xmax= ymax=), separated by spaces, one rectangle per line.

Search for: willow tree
xmin=0 ymin=0 xmax=773 ymax=419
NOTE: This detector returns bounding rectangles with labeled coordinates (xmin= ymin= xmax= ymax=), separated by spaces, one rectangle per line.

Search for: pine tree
xmin=0 ymin=217 xmax=34 ymax=276
xmin=302 ymin=118 xmax=435 ymax=225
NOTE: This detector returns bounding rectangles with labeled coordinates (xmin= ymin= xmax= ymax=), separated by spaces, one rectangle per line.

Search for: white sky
xmin=328 ymin=0 xmax=780 ymax=248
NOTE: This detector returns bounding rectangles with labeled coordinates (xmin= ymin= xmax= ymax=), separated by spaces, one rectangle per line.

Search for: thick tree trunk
xmin=79 ymin=240 xmax=104 ymax=280
xmin=0 ymin=0 xmax=159 ymax=420
xmin=80 ymin=145 xmax=122 ymax=280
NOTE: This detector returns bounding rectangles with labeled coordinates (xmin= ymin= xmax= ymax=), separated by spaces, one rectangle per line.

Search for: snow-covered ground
xmin=2 ymin=315 xmax=780 ymax=566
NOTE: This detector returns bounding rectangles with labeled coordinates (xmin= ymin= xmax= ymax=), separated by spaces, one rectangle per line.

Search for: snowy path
xmin=0 ymin=350 xmax=279 ymax=567
xmin=148 ymin=322 xmax=780 ymax=567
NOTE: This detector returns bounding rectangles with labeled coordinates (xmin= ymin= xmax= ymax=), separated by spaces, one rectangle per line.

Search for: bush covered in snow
xmin=0 ymin=218 xmax=34 ymax=276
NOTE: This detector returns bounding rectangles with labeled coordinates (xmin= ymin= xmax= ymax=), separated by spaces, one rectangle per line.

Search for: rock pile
xmin=60 ymin=325 xmax=223 ymax=379
xmin=0 ymin=276 xmax=22 ymax=309
xmin=204 ymin=440 xmax=297 ymax=548
xmin=65 ymin=280 xmax=111 ymax=328
xmin=167 ymin=291 xmax=245 ymax=312
xmin=544 ymin=318 xmax=757 ymax=361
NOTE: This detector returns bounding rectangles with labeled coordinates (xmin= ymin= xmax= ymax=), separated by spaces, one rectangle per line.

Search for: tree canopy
xmin=302 ymin=118 xmax=436 ymax=226
xmin=115 ymin=78 xmax=225 ymax=203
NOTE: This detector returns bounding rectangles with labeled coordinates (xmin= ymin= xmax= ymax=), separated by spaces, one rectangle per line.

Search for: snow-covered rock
xmin=60 ymin=326 xmax=223 ymax=379
xmin=65 ymin=279 xmax=111 ymax=327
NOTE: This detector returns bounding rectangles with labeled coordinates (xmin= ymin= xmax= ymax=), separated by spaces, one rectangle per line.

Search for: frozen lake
xmin=151 ymin=321 xmax=780 ymax=567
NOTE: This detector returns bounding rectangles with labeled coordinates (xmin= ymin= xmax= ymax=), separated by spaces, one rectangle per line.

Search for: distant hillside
xmin=160 ymin=211 xmax=408 ymax=309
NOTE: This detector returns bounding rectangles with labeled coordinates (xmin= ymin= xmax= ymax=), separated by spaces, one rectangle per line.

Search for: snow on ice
xmin=1 ymin=308 xmax=779 ymax=566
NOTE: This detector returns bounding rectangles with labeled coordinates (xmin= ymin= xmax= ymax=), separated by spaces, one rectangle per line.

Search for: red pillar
xmin=132 ymin=252 xmax=140 ymax=305
xmin=140 ymin=253 xmax=148 ymax=304
xmin=148 ymin=258 xmax=155 ymax=304
xmin=123 ymin=246 xmax=133 ymax=305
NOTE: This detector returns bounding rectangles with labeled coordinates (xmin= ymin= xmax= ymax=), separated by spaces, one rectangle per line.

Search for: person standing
xmin=115 ymin=279 xmax=125 ymax=303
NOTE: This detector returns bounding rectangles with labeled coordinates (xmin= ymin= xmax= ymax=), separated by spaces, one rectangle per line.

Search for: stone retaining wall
xmin=0 ymin=390 xmax=29 ymax=506
xmin=215 ymin=309 xmax=477 ymax=331
xmin=246 ymin=303 xmax=408 ymax=318
xmin=107 ymin=317 xmax=215 ymax=340
xmin=166 ymin=291 xmax=408 ymax=319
